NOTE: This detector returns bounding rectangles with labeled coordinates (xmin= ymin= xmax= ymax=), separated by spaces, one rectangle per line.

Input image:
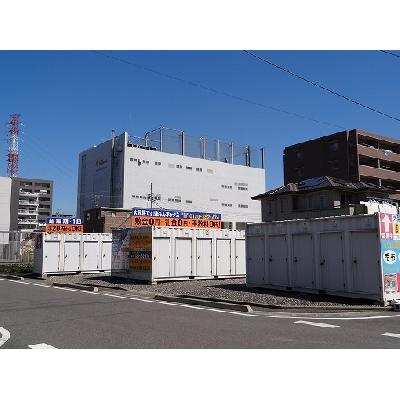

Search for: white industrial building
xmin=0 ymin=176 xmax=53 ymax=232
xmin=77 ymin=127 xmax=266 ymax=226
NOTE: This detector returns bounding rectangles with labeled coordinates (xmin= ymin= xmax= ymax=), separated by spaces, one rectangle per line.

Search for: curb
xmin=52 ymin=283 xmax=98 ymax=292
xmin=176 ymin=295 xmax=390 ymax=312
xmin=0 ymin=274 xmax=24 ymax=281
xmin=154 ymin=295 xmax=253 ymax=312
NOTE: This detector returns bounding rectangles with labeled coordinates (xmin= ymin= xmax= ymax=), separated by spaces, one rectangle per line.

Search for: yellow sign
xmin=129 ymin=232 xmax=152 ymax=271
xmin=131 ymin=216 xmax=222 ymax=229
xmin=45 ymin=224 xmax=84 ymax=233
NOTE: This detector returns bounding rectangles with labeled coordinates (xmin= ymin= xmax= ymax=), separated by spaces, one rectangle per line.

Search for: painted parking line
xmin=102 ymin=293 xmax=127 ymax=299
xmin=294 ymin=320 xmax=340 ymax=328
xmin=53 ymin=286 xmax=78 ymax=292
xmin=263 ymin=313 xmax=400 ymax=321
xmin=0 ymin=278 xmax=4 ymax=281
xmin=157 ymin=301 xmax=179 ymax=306
xmin=28 ymin=343 xmax=56 ymax=349
xmin=179 ymin=304 xmax=204 ymax=310
xmin=229 ymin=311 xmax=258 ymax=317
xmin=0 ymin=327 xmax=11 ymax=347
xmin=382 ymin=332 xmax=400 ymax=339
xmin=9 ymin=280 xmax=30 ymax=285
xmin=130 ymin=297 xmax=155 ymax=303
xmin=80 ymin=290 xmax=98 ymax=294
xmin=207 ymin=308 xmax=227 ymax=313
xmin=33 ymin=283 xmax=51 ymax=288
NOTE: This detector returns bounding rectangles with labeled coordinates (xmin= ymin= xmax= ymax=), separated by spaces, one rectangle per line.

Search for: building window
xmin=238 ymin=186 xmax=248 ymax=191
xmin=130 ymin=158 xmax=134 ymax=161
xmin=238 ymin=204 xmax=248 ymax=208
xmin=196 ymin=168 xmax=202 ymax=172
xmin=329 ymin=141 xmax=339 ymax=151
xmin=234 ymin=182 xmax=248 ymax=186
xmin=221 ymin=185 xmax=232 ymax=189
xmin=207 ymin=169 xmax=213 ymax=173
xmin=186 ymin=200 xmax=193 ymax=204
xmin=168 ymin=163 xmax=174 ymax=168
xmin=186 ymin=166 xmax=192 ymax=170
xmin=176 ymin=165 xmax=183 ymax=169
xmin=155 ymin=161 xmax=161 ymax=166
xmin=222 ymin=203 xmax=232 ymax=207
xmin=210 ymin=198 xmax=218 ymax=202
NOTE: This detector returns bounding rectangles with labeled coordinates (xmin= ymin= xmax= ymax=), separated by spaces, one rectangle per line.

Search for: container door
xmin=235 ymin=239 xmax=246 ymax=275
xmin=320 ymin=232 xmax=345 ymax=291
xmin=196 ymin=239 xmax=212 ymax=276
xmin=43 ymin=241 xmax=61 ymax=273
xmin=351 ymin=231 xmax=380 ymax=294
xmin=216 ymin=239 xmax=231 ymax=276
xmin=63 ymin=241 xmax=80 ymax=272
xmin=268 ymin=235 xmax=289 ymax=286
xmin=292 ymin=234 xmax=314 ymax=289
xmin=82 ymin=241 xmax=98 ymax=271
xmin=175 ymin=238 xmax=192 ymax=277
xmin=153 ymin=238 xmax=170 ymax=278
xmin=246 ymin=236 xmax=264 ymax=284
xmin=100 ymin=240 xmax=112 ymax=271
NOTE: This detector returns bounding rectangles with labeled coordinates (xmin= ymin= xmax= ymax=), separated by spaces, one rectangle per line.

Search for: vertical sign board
xmin=129 ymin=231 xmax=152 ymax=272
xmin=111 ymin=229 xmax=131 ymax=270
xmin=379 ymin=213 xmax=400 ymax=294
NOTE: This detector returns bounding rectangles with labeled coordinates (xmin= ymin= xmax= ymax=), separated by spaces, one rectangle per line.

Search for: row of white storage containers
xmin=34 ymin=233 xmax=112 ymax=275
xmin=246 ymin=214 xmax=400 ymax=304
xmin=111 ymin=227 xmax=245 ymax=282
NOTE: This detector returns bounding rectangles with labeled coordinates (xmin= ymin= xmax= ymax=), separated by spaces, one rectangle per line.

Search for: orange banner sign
xmin=131 ymin=216 xmax=222 ymax=229
xmin=45 ymin=224 xmax=84 ymax=233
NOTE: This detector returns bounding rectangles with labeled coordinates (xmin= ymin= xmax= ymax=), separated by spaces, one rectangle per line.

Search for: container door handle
xmin=320 ymin=259 xmax=325 ymax=266
xmin=353 ymin=258 xmax=358 ymax=264
xmin=293 ymin=257 xmax=298 ymax=262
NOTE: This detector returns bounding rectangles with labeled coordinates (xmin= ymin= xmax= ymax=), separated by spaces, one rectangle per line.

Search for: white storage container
xmin=246 ymin=213 xmax=400 ymax=305
xmin=34 ymin=233 xmax=112 ymax=275
xmin=111 ymin=227 xmax=245 ymax=282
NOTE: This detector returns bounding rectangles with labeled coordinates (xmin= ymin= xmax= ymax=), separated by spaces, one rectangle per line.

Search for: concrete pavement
xmin=1 ymin=277 xmax=400 ymax=348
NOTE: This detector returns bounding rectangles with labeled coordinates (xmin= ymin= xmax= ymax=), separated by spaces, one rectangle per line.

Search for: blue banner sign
xmin=131 ymin=208 xmax=221 ymax=220
xmin=46 ymin=217 xmax=83 ymax=225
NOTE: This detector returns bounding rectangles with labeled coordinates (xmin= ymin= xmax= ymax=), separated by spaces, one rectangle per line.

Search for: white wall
xmin=122 ymin=145 xmax=265 ymax=222
xmin=0 ymin=177 xmax=11 ymax=231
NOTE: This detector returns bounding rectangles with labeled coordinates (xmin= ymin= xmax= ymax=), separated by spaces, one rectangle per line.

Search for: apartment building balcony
xmin=18 ymin=219 xmax=38 ymax=224
xmin=359 ymin=164 xmax=400 ymax=181
xmin=358 ymin=143 xmax=400 ymax=164
xmin=19 ymin=191 xmax=39 ymax=198
xmin=19 ymin=200 xmax=39 ymax=206
xmin=18 ymin=209 xmax=38 ymax=215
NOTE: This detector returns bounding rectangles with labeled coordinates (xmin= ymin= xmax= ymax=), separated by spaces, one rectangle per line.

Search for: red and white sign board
xmin=380 ymin=213 xmax=393 ymax=239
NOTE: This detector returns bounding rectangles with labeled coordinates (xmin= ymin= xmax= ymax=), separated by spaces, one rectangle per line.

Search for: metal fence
xmin=0 ymin=231 xmax=37 ymax=264
xmin=129 ymin=126 xmax=264 ymax=168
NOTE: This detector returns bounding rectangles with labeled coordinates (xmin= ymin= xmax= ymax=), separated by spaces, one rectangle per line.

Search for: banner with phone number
xmin=131 ymin=216 xmax=222 ymax=229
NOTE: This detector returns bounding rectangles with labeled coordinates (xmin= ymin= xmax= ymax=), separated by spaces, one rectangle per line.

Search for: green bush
xmin=0 ymin=263 xmax=33 ymax=274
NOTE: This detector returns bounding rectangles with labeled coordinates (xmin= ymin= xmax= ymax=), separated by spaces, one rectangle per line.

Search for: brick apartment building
xmin=84 ymin=207 xmax=132 ymax=233
xmin=284 ymin=129 xmax=400 ymax=196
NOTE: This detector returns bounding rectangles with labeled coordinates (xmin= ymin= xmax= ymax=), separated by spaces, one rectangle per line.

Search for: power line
xmin=92 ymin=50 xmax=345 ymax=130
xmin=244 ymin=50 xmax=400 ymax=123
xmin=380 ymin=50 xmax=400 ymax=59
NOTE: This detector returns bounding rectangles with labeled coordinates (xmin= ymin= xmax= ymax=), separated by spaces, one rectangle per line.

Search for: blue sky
xmin=1 ymin=50 xmax=400 ymax=214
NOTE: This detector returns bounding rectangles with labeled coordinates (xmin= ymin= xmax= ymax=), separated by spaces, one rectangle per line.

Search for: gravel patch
xmin=44 ymin=273 xmax=382 ymax=307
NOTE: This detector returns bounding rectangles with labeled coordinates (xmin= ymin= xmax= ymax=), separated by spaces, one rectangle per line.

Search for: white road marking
xmin=157 ymin=301 xmax=179 ymax=306
xmin=33 ymin=283 xmax=50 ymax=287
xmin=130 ymin=297 xmax=155 ymax=302
xmin=180 ymin=304 xmax=204 ymax=310
xmin=80 ymin=290 xmax=98 ymax=294
xmin=207 ymin=308 xmax=226 ymax=313
xmin=263 ymin=313 xmax=400 ymax=321
xmin=294 ymin=320 xmax=340 ymax=328
xmin=0 ymin=327 xmax=11 ymax=347
xmin=382 ymin=332 xmax=400 ymax=339
xmin=10 ymin=280 xmax=30 ymax=284
xmin=102 ymin=293 xmax=126 ymax=299
xmin=28 ymin=343 xmax=56 ymax=349
xmin=53 ymin=286 xmax=77 ymax=292
xmin=229 ymin=311 xmax=257 ymax=317
xmin=0 ymin=278 xmax=4 ymax=280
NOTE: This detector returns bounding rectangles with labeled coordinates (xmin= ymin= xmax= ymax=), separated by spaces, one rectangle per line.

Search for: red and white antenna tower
xmin=7 ymin=113 xmax=20 ymax=177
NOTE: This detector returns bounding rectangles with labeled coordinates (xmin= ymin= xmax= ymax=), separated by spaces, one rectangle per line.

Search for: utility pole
xmin=147 ymin=182 xmax=155 ymax=209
